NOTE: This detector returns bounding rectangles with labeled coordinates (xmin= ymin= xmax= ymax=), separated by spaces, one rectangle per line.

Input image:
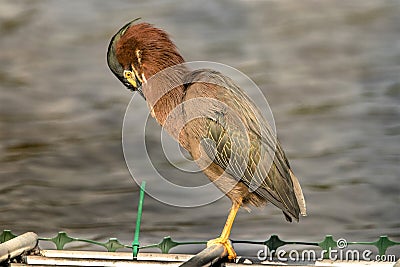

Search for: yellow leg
xmin=207 ymin=202 xmax=240 ymax=260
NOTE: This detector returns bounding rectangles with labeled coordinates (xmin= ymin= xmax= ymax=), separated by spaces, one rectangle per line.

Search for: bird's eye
xmin=123 ymin=70 xmax=133 ymax=79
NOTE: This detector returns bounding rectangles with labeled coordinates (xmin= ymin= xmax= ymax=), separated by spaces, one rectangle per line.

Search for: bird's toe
xmin=207 ymin=237 xmax=237 ymax=260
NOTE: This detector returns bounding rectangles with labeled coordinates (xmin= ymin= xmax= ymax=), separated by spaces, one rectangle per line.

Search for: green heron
xmin=107 ymin=20 xmax=306 ymax=260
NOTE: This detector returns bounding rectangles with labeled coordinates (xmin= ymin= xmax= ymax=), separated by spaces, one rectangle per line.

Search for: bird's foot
xmin=207 ymin=237 xmax=237 ymax=260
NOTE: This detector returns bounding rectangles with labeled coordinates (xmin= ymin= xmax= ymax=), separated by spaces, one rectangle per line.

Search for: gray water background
xmin=1 ymin=0 xmax=399 ymax=256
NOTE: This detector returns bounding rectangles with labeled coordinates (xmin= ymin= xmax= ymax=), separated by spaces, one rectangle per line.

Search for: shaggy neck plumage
xmin=116 ymin=23 xmax=188 ymax=127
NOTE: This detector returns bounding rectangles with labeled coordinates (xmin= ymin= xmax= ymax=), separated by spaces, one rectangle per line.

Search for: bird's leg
xmin=207 ymin=202 xmax=240 ymax=260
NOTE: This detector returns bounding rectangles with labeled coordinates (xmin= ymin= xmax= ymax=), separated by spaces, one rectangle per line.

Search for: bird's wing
xmin=183 ymin=69 xmax=306 ymax=220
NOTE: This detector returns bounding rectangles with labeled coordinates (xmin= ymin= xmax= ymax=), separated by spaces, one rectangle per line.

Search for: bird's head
xmin=107 ymin=19 xmax=185 ymax=97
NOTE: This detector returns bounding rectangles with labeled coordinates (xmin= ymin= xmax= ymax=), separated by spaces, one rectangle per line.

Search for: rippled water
xmin=1 ymin=0 xmax=399 ymax=255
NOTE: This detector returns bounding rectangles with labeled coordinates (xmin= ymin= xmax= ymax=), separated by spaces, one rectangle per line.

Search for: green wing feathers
xmin=184 ymin=69 xmax=307 ymax=221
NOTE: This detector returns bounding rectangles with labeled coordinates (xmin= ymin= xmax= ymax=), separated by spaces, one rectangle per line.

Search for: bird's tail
xmin=290 ymin=170 xmax=307 ymax=216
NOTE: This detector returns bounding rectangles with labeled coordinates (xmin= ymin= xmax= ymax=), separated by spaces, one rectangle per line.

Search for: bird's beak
xmin=123 ymin=70 xmax=145 ymax=98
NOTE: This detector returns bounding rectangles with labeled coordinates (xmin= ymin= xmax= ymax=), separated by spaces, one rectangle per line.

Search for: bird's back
xmin=181 ymin=69 xmax=306 ymax=221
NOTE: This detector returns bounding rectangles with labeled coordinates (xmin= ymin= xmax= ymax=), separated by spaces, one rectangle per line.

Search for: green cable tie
xmin=132 ymin=181 xmax=146 ymax=259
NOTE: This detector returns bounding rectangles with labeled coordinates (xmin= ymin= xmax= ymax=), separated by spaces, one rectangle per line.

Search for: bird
xmin=107 ymin=19 xmax=306 ymax=260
